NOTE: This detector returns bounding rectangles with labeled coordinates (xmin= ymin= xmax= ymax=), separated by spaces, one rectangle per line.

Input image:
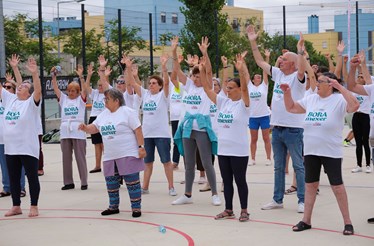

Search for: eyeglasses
xmin=3 ymin=85 xmax=14 ymax=90
xmin=317 ymin=79 xmax=329 ymax=84
xmin=116 ymin=80 xmax=125 ymax=84
xmin=306 ymin=58 xmax=310 ymax=61
xmin=18 ymin=84 xmax=30 ymax=89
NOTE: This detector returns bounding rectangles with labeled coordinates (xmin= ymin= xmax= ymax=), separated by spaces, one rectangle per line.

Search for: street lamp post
xmin=57 ymin=0 xmax=85 ymax=59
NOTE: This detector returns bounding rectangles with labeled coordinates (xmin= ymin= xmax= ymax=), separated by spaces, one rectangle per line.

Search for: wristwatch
xmin=138 ymin=145 xmax=144 ymax=148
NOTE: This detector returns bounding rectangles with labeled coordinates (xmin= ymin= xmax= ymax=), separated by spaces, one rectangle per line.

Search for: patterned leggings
xmin=105 ymin=172 xmax=141 ymax=210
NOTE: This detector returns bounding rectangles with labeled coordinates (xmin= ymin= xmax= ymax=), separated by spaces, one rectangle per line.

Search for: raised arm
xmin=123 ymin=56 xmax=142 ymax=97
xmin=330 ymin=78 xmax=359 ymax=113
xmin=347 ymin=55 xmax=368 ymax=96
xmin=171 ymin=36 xmax=187 ymax=85
xmin=8 ymin=54 xmax=22 ymax=86
xmin=234 ymin=53 xmax=250 ymax=107
xmin=84 ymin=63 xmax=94 ymax=95
xmin=198 ymin=37 xmax=212 ymax=78
xmin=342 ymin=55 xmax=349 ymax=83
xmin=334 ymin=41 xmax=345 ymax=79
xmin=160 ymin=53 xmax=170 ymax=98
xmin=324 ymin=53 xmax=335 ymax=73
xmin=26 ymin=58 xmax=41 ymax=103
xmin=51 ymin=66 xmax=62 ymax=99
xmin=247 ymin=25 xmax=271 ymax=75
xmin=76 ymin=64 xmax=91 ymax=95
xmin=296 ymin=33 xmax=306 ymax=81
xmin=263 ymin=49 xmax=271 ymax=85
xmin=304 ymin=57 xmax=317 ymax=91
xmin=221 ymin=56 xmax=229 ymax=95
xmin=280 ymin=84 xmax=306 ymax=114
xmin=131 ymin=64 xmax=142 ymax=86
xmin=200 ymin=57 xmax=217 ymax=105
xmin=358 ymin=50 xmax=372 ymax=85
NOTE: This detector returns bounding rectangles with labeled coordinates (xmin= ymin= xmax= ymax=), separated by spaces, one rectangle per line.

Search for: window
xmin=232 ymin=18 xmax=240 ymax=32
xmin=172 ymin=13 xmax=178 ymax=24
xmin=161 ymin=12 xmax=166 ymax=23
xmin=322 ymin=41 xmax=327 ymax=49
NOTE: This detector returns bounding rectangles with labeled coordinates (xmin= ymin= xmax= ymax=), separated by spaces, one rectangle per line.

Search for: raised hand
xmin=221 ymin=56 xmax=228 ymax=67
xmin=281 ymin=49 xmax=289 ymax=55
xmin=122 ymin=55 xmax=133 ymax=68
xmin=350 ymin=55 xmax=361 ymax=68
xmin=8 ymin=54 xmax=20 ymax=68
xmin=104 ymin=65 xmax=112 ymax=77
xmin=160 ymin=53 xmax=169 ymax=67
xmin=358 ymin=50 xmax=366 ymax=64
xmin=98 ymin=55 xmax=107 ymax=68
xmin=177 ymin=54 xmax=184 ymax=64
xmin=343 ymin=55 xmax=348 ymax=63
xmin=297 ymin=32 xmax=305 ymax=52
xmin=87 ymin=63 xmax=94 ymax=76
xmin=171 ymin=36 xmax=179 ymax=51
xmin=75 ymin=64 xmax=84 ymax=77
xmin=234 ymin=53 xmax=245 ymax=71
xmin=131 ymin=64 xmax=139 ymax=77
xmin=246 ymin=25 xmax=258 ymax=41
xmin=280 ymin=83 xmax=290 ymax=93
xmin=5 ymin=72 xmax=14 ymax=81
xmin=264 ymin=49 xmax=271 ymax=58
xmin=337 ymin=40 xmax=345 ymax=55
xmin=198 ymin=36 xmax=210 ymax=55
xmin=26 ymin=57 xmax=38 ymax=74
xmin=328 ymin=78 xmax=342 ymax=90
xmin=324 ymin=53 xmax=331 ymax=59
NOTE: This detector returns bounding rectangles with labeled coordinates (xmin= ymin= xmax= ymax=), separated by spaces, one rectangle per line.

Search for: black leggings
xmin=171 ymin=121 xmax=180 ymax=164
xmin=6 ymin=155 xmax=40 ymax=206
xmin=218 ymin=155 xmax=249 ymax=210
xmin=352 ymin=112 xmax=371 ymax=167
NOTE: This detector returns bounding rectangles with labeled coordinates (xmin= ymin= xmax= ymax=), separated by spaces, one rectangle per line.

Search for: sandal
xmin=20 ymin=190 xmax=26 ymax=197
xmin=239 ymin=212 xmax=250 ymax=222
xmin=0 ymin=191 xmax=11 ymax=197
xmin=343 ymin=224 xmax=354 ymax=235
xmin=285 ymin=185 xmax=297 ymax=195
xmin=214 ymin=210 xmax=235 ymax=220
xmin=292 ymin=221 xmax=312 ymax=232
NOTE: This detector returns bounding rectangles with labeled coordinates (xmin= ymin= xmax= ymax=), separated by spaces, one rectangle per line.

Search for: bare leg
xmin=142 ymin=162 xmax=153 ymax=190
xmin=250 ymin=129 xmax=259 ymax=161
xmin=331 ymin=184 xmax=352 ymax=225
xmin=29 ymin=205 xmax=39 ymax=217
xmin=300 ymin=182 xmax=319 ymax=225
xmin=261 ymin=128 xmax=271 ymax=160
xmin=4 ymin=206 xmax=22 ymax=217
xmin=163 ymin=161 xmax=174 ymax=189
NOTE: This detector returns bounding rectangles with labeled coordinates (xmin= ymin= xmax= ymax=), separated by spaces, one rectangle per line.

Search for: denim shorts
xmin=249 ymin=115 xmax=270 ymax=130
xmin=144 ymin=138 xmax=171 ymax=164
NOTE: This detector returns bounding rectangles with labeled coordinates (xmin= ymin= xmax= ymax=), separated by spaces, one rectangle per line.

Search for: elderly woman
xmin=79 ymin=88 xmax=146 ymax=217
xmin=51 ymin=66 xmax=88 ymax=190
xmin=200 ymin=54 xmax=251 ymax=222
xmin=3 ymin=58 xmax=42 ymax=217
xmin=281 ymin=72 xmax=358 ymax=235
xmin=123 ymin=55 xmax=176 ymax=196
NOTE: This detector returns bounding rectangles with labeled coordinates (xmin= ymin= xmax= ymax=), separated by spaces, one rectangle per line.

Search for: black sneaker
xmin=101 ymin=209 xmax=120 ymax=216
xmin=81 ymin=185 xmax=88 ymax=190
xmin=61 ymin=184 xmax=75 ymax=190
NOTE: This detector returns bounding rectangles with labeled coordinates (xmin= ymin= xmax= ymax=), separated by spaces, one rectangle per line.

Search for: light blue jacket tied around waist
xmin=173 ymin=112 xmax=217 ymax=156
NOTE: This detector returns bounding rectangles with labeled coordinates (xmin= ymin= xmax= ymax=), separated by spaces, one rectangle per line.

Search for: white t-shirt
xmin=216 ymin=95 xmax=250 ymax=156
xmin=248 ymin=81 xmax=271 ymax=117
xmin=363 ymin=84 xmax=374 ymax=137
xmin=298 ymin=93 xmax=347 ymax=158
xmin=271 ymin=67 xmax=306 ymax=127
xmin=2 ymin=90 xmax=41 ymax=158
xmin=0 ymin=101 xmax=5 ymax=144
xmin=59 ymin=93 xmax=86 ymax=139
xmin=353 ymin=92 xmax=371 ymax=114
xmin=182 ymin=77 xmax=212 ymax=131
xmin=124 ymin=90 xmax=142 ymax=115
xmin=140 ymin=87 xmax=170 ymax=138
xmin=304 ymin=87 xmax=317 ymax=97
xmin=169 ymin=82 xmax=184 ymax=121
xmin=89 ymin=89 xmax=105 ymax=117
xmin=93 ymin=106 xmax=141 ymax=161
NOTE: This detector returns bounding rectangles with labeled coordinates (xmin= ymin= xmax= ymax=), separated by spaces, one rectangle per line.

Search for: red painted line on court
xmin=0 ymin=216 xmax=195 ymax=246
xmin=1 ymin=208 xmax=373 ymax=240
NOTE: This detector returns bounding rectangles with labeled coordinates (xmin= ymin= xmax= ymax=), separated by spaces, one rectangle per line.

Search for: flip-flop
xmin=0 ymin=191 xmax=11 ymax=198
xmin=343 ymin=224 xmax=354 ymax=235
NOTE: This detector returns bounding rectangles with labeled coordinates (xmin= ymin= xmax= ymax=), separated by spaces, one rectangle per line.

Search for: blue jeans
xmin=0 ymin=144 xmax=26 ymax=192
xmin=272 ymin=127 xmax=305 ymax=204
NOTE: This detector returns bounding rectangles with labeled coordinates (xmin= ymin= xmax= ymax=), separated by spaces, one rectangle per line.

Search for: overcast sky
xmin=3 ymin=0 xmax=373 ymax=34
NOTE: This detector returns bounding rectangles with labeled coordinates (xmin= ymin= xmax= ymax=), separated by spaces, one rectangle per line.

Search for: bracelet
xmin=223 ymin=66 xmax=228 ymax=69
xmin=297 ymin=50 xmax=305 ymax=55
xmin=138 ymin=145 xmax=144 ymax=148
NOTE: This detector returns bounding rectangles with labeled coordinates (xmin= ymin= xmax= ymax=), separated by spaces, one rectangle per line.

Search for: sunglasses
xmin=3 ymin=85 xmax=14 ymax=90
xmin=116 ymin=80 xmax=125 ymax=84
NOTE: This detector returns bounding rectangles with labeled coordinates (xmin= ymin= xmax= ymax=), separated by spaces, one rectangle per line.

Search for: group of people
xmin=1 ymin=24 xmax=373 ymax=234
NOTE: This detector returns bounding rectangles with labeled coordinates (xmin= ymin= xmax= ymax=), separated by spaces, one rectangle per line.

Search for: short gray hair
xmin=23 ymin=80 xmax=34 ymax=95
xmin=104 ymin=88 xmax=125 ymax=106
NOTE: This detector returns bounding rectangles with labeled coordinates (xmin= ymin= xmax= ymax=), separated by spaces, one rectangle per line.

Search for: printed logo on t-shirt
xmin=171 ymin=93 xmax=182 ymax=102
xmin=371 ymin=103 xmax=374 ymax=114
xmin=143 ymin=100 xmax=157 ymax=112
xmin=305 ymin=111 xmax=327 ymax=124
xmin=64 ymin=106 xmax=79 ymax=116
xmin=0 ymin=106 xmax=4 ymax=115
xmin=217 ymin=112 xmax=233 ymax=124
xmin=183 ymin=95 xmax=202 ymax=105
xmin=356 ymin=96 xmax=364 ymax=105
xmin=250 ymin=91 xmax=262 ymax=100
xmin=5 ymin=111 xmax=20 ymax=121
xmin=210 ymin=104 xmax=217 ymax=114
xmin=273 ymin=84 xmax=283 ymax=101
xmin=101 ymin=124 xmax=116 ymax=137
xmin=93 ymin=101 xmax=105 ymax=110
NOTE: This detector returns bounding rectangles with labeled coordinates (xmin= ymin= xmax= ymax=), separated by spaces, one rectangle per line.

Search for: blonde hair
xmin=67 ymin=82 xmax=81 ymax=93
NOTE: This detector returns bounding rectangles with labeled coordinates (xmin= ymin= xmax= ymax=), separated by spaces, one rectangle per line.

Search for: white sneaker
xmin=212 ymin=195 xmax=222 ymax=206
xmin=169 ymin=187 xmax=177 ymax=196
xmin=172 ymin=195 xmax=193 ymax=205
xmin=248 ymin=159 xmax=256 ymax=166
xmin=261 ymin=200 xmax=283 ymax=210
xmin=298 ymin=202 xmax=304 ymax=213
xmin=351 ymin=166 xmax=362 ymax=173
xmin=141 ymin=188 xmax=149 ymax=194
xmin=265 ymin=159 xmax=272 ymax=166
xmin=366 ymin=166 xmax=372 ymax=173
xmin=198 ymin=176 xmax=207 ymax=184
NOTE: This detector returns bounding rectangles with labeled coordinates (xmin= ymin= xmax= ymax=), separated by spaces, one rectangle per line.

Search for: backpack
xmin=42 ymin=129 xmax=60 ymax=143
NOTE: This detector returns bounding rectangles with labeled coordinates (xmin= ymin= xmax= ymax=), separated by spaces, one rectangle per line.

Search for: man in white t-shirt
xmin=247 ymin=25 xmax=306 ymax=213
